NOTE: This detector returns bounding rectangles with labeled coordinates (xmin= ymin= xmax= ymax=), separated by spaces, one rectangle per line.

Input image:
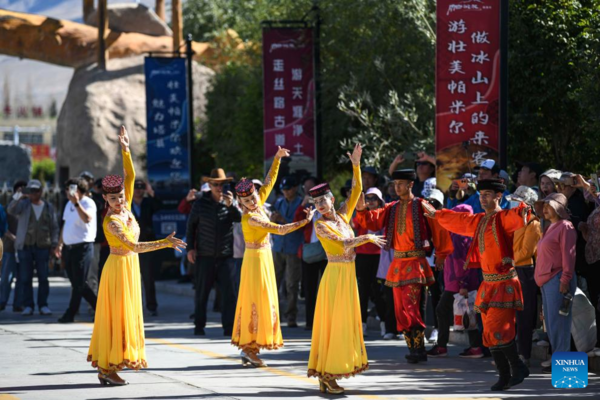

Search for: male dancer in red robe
xmin=355 ymin=169 xmax=453 ymax=363
xmin=423 ymin=179 xmax=531 ymax=391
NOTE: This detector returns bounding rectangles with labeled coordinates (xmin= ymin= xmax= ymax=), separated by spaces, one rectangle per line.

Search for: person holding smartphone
xmin=185 ymin=167 xmax=241 ymax=336
xmin=55 ymin=177 xmax=98 ymax=323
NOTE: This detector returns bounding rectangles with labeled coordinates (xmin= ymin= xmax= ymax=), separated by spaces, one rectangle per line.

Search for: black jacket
xmin=567 ymin=189 xmax=594 ymax=275
xmin=185 ymin=191 xmax=241 ymax=258
xmin=132 ymin=196 xmax=162 ymax=242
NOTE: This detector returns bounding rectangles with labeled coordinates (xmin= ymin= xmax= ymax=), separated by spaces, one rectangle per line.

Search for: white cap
xmin=423 ymin=177 xmax=437 ymax=193
xmin=499 ymin=169 xmax=510 ymax=183
xmin=506 ymin=185 xmax=539 ymax=206
xmin=480 ymin=159 xmax=496 ymax=170
xmin=252 ymin=179 xmax=263 ymax=187
xmin=423 ymin=188 xmax=444 ymax=206
xmin=365 ymin=187 xmax=385 ymax=203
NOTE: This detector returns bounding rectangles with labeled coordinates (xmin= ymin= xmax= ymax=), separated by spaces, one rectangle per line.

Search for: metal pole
xmin=499 ymin=0 xmax=509 ymax=170
xmin=185 ymin=34 xmax=195 ymax=188
xmin=313 ymin=2 xmax=323 ymax=179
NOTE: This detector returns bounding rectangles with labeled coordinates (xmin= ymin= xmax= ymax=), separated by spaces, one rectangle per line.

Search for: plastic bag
xmin=453 ymin=293 xmax=468 ymax=331
xmin=462 ymin=290 xmax=478 ymax=331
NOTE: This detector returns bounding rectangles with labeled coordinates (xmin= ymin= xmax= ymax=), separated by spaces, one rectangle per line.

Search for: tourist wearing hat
xmin=356 ymin=168 xmax=453 ymax=364
xmin=352 ymin=187 xmax=387 ymax=338
xmin=231 ymin=146 xmax=315 ymax=368
xmin=87 ymin=126 xmax=185 ymax=386
xmin=8 ymin=179 xmax=59 ymax=317
xmin=307 ymin=144 xmax=385 ymax=394
xmin=0 ymin=181 xmax=25 ymax=313
xmin=447 ymin=159 xmax=510 ymax=213
xmin=534 ymin=193 xmax=577 ymax=373
xmin=186 ymin=165 xmax=242 ymax=337
xmin=424 ymin=179 xmax=533 ymax=391
xmin=271 ymin=175 xmax=304 ymax=328
xmin=362 ymin=166 xmax=380 ymax=191
xmin=539 ymin=169 xmax=561 ymax=197
xmin=507 ymin=186 xmax=542 ymax=366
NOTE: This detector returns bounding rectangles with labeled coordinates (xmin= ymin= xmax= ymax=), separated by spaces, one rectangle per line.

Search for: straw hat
xmin=202 ymin=168 xmax=233 ymax=183
xmin=535 ymin=192 xmax=570 ymax=220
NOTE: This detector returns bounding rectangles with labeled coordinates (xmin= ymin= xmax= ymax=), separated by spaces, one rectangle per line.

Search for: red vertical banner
xmin=435 ymin=0 xmax=501 ymax=190
xmin=263 ymin=28 xmax=316 ymax=176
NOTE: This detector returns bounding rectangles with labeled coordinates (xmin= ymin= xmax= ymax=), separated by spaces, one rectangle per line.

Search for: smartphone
xmin=222 ymin=183 xmax=231 ymax=193
xmin=561 ymin=176 xmax=575 ymax=186
xmin=592 ymin=173 xmax=600 ymax=192
xmin=453 ymin=179 xmax=469 ymax=190
xmin=403 ymin=151 xmax=417 ymax=162
xmin=69 ymin=184 xmax=77 ymax=196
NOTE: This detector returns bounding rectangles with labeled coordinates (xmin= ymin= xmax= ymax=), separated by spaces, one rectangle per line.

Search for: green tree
xmin=508 ymin=0 xmax=600 ymax=173
xmin=32 ymin=158 xmax=55 ymax=183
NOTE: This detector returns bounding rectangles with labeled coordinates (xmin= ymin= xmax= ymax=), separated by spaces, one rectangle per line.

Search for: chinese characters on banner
xmin=263 ymin=28 xmax=316 ymax=176
xmin=435 ymin=0 xmax=502 ymax=190
xmin=144 ymin=57 xmax=190 ymax=238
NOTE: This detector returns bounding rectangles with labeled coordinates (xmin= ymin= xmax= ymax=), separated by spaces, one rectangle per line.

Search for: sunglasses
xmin=365 ymin=196 xmax=379 ymax=202
xmin=210 ymin=182 xmax=227 ymax=187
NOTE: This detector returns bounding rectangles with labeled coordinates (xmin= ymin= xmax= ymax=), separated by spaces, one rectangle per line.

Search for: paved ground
xmin=1 ymin=277 xmax=598 ymax=400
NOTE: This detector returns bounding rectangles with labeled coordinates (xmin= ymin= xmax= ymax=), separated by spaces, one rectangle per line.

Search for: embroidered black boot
xmin=415 ymin=328 xmax=428 ymax=362
xmin=502 ymin=340 xmax=529 ymax=387
xmin=403 ymin=330 xmax=419 ymax=364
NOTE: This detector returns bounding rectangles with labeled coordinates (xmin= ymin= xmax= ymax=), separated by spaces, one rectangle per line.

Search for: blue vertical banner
xmin=144 ymin=57 xmax=190 ymax=239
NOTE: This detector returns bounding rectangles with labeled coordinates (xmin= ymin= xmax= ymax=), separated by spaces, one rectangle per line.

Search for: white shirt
xmin=62 ymin=196 xmax=97 ymax=245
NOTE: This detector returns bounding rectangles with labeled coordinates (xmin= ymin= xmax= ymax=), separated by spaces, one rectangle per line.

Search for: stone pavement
xmin=0 ymin=277 xmax=598 ymax=400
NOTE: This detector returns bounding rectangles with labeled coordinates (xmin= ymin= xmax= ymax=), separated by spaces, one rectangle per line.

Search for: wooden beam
xmin=98 ymin=0 xmax=108 ymax=69
xmin=155 ymin=0 xmax=165 ymax=21
xmin=0 ymin=9 xmax=239 ymax=70
xmin=83 ymin=0 xmax=94 ymax=22
xmin=172 ymin=0 xmax=183 ymax=52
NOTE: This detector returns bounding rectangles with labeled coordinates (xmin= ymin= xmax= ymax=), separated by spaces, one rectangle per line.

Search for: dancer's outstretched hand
xmin=369 ymin=234 xmax=386 ymax=248
xmin=276 ymin=146 xmax=291 ymax=159
xmin=304 ymin=207 xmax=317 ymax=222
xmin=119 ymin=125 xmax=130 ymax=152
xmin=166 ymin=232 xmax=187 ymax=252
xmin=422 ymin=200 xmax=437 ymax=219
xmin=347 ymin=143 xmax=362 ymax=166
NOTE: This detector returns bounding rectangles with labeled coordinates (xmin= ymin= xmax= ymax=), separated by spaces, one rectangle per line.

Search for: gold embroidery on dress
xmin=110 ymin=247 xmax=134 ymax=256
xmin=107 ymin=220 xmax=167 ymax=253
xmin=248 ymin=303 xmax=258 ymax=334
xmin=245 ymin=241 xmax=271 ymax=250
xmin=248 ymin=214 xmax=307 ymax=235
xmin=326 ymin=253 xmax=356 ymax=263
xmin=476 ymin=211 xmax=498 ymax=254
xmin=396 ymin=200 xmax=409 ymax=236
xmin=491 ymin=216 xmax=500 ymax=247
xmin=235 ymin=314 xmax=242 ymax=339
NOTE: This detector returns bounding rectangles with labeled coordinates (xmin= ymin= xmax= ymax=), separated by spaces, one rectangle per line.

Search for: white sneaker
xmin=21 ymin=307 xmax=33 ymax=316
xmin=428 ymin=328 xmax=439 ymax=343
xmin=380 ymin=321 xmax=386 ymax=337
xmin=40 ymin=306 xmax=52 ymax=315
xmin=362 ymin=322 xmax=368 ymax=337
xmin=383 ymin=333 xmax=397 ymax=340
xmin=398 ymin=333 xmax=405 ymax=340
xmin=541 ymin=359 xmax=552 ymax=368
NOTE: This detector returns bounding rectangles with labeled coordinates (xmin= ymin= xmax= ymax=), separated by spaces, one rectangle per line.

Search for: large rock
xmin=86 ymin=3 xmax=173 ymax=37
xmin=56 ymin=55 xmax=213 ymax=181
xmin=0 ymin=142 xmax=31 ymax=183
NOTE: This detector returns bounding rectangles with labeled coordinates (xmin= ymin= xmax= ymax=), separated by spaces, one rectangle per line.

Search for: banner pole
xmin=499 ymin=0 xmax=509 ymax=170
xmin=185 ymin=34 xmax=195 ymax=188
xmin=313 ymin=2 xmax=323 ymax=179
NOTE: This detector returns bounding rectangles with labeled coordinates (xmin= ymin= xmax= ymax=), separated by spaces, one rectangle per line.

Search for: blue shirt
xmin=271 ymin=195 xmax=303 ymax=254
xmin=446 ymin=190 xmax=510 ymax=213
xmin=0 ymin=204 xmax=6 ymax=238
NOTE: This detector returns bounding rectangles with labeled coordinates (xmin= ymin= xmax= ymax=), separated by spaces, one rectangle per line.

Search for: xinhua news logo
xmin=551 ymin=352 xmax=588 ymax=388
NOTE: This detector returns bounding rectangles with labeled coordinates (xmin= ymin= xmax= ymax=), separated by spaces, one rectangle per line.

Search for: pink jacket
xmin=534 ymin=220 xmax=577 ymax=287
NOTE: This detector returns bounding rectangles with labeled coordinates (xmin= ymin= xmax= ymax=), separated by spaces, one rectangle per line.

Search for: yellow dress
xmin=307 ymin=164 xmax=370 ymax=380
xmin=87 ymin=149 xmax=171 ymax=374
xmin=231 ymin=157 xmax=309 ymax=352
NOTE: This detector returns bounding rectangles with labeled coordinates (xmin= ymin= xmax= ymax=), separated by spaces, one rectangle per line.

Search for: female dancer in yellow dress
xmin=87 ymin=126 xmax=185 ymax=386
xmin=232 ymin=146 xmax=315 ymax=367
xmin=307 ymin=143 xmax=385 ymax=394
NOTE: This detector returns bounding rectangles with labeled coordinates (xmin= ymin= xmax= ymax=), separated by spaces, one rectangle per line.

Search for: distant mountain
xmin=0 ymin=0 xmax=172 ymax=112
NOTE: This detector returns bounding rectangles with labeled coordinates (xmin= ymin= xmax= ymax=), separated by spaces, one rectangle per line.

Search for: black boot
xmin=489 ymin=347 xmax=511 ymax=391
xmin=502 ymin=340 xmax=529 ymax=387
xmin=414 ymin=328 xmax=428 ymax=362
xmin=403 ymin=330 xmax=419 ymax=364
